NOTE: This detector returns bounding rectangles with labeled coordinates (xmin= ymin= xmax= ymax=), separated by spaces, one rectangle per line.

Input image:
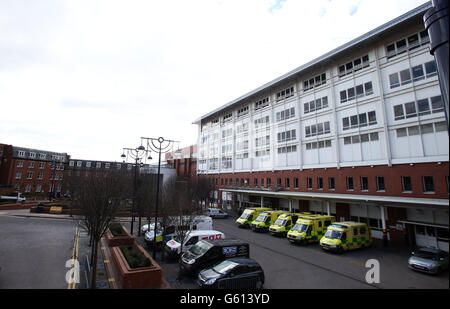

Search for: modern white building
xmin=193 ymin=3 xmax=449 ymax=250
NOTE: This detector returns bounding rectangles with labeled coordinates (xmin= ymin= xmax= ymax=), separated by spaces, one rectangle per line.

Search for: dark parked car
xmin=197 ymin=257 xmax=264 ymax=289
xmin=408 ymin=247 xmax=449 ymax=275
xmin=180 ymin=238 xmax=249 ymax=276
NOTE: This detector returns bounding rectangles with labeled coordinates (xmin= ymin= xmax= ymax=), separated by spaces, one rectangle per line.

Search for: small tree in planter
xmin=71 ymin=170 xmax=128 ymax=289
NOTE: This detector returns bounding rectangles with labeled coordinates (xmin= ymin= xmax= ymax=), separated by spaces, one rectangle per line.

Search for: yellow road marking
xmin=67 ymin=228 xmax=80 ymax=289
xmin=71 ymin=229 xmax=80 ymax=289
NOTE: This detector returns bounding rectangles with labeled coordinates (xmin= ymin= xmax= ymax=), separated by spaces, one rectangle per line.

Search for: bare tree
xmin=187 ymin=176 xmax=215 ymax=214
xmin=71 ymin=170 xmax=128 ymax=289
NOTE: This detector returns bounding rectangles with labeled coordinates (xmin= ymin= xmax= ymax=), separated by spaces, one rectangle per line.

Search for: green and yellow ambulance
xmin=251 ymin=210 xmax=287 ymax=232
xmin=320 ymin=221 xmax=372 ymax=253
xmin=269 ymin=212 xmax=310 ymax=237
xmin=236 ymin=207 xmax=272 ymax=228
xmin=287 ymin=214 xmax=335 ymax=245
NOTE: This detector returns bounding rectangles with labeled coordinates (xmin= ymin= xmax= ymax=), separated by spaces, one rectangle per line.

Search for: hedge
xmin=120 ymin=244 xmax=152 ymax=269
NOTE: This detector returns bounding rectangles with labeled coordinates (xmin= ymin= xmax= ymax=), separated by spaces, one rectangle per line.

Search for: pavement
xmin=0 ymin=208 xmax=191 ymax=289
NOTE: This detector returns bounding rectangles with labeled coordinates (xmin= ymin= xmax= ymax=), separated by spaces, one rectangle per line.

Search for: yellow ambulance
xmin=320 ymin=221 xmax=372 ymax=253
xmin=269 ymin=212 xmax=310 ymax=237
xmin=236 ymin=207 xmax=272 ymax=228
xmin=287 ymin=214 xmax=335 ymax=245
xmin=251 ymin=210 xmax=288 ymax=232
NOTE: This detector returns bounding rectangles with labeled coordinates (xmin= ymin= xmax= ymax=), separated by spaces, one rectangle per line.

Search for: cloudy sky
xmin=0 ymin=0 xmax=429 ymax=162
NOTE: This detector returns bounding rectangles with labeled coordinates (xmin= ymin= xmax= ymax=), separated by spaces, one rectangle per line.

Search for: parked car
xmin=208 ymin=208 xmax=228 ymax=219
xmin=408 ymin=247 xmax=449 ymax=275
xmin=197 ymin=257 xmax=264 ymax=289
xmin=180 ymin=238 xmax=249 ymax=275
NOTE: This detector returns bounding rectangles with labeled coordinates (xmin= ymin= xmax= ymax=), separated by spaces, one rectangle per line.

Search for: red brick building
xmin=0 ymin=143 xmax=67 ymax=197
xmin=165 ymin=145 xmax=197 ymax=179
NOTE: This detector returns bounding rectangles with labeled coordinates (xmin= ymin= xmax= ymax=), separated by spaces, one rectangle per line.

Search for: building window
xmin=15 ymin=172 xmax=22 ymax=179
xmin=277 ymin=178 xmax=282 ymax=187
xmin=386 ymin=31 xmax=429 ymax=59
xmin=267 ymin=178 xmax=272 ymax=187
xmin=329 ymin=177 xmax=335 ymax=190
xmin=423 ymin=176 xmax=435 ymax=193
xmin=317 ymin=177 xmax=323 ymax=190
xmin=340 ymin=82 xmax=373 ymax=103
xmin=361 ymin=177 xmax=369 ymax=191
xmin=339 ymin=55 xmax=369 ymax=77
xmin=26 ymin=172 xmax=33 ymax=180
xmin=294 ymin=178 xmax=299 ymax=189
xmin=277 ymin=130 xmax=296 ymax=142
xmin=285 ymin=178 xmax=290 ymax=188
xmin=255 ymin=97 xmax=269 ymax=110
xmin=402 ymin=176 xmax=412 ymax=192
xmin=276 ymin=86 xmax=295 ymax=101
xmin=303 ymin=73 xmax=326 ymax=91
xmin=17 ymin=161 xmax=24 ymax=168
xmin=276 ymin=107 xmax=295 ymax=122
xmin=304 ymin=96 xmax=328 ymax=114
xmin=346 ymin=177 xmax=354 ymax=191
xmin=376 ymin=176 xmax=385 ymax=192
xmin=307 ymin=178 xmax=313 ymax=189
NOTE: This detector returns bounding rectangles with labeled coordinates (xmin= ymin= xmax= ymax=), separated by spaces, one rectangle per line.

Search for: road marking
xmin=67 ymin=228 xmax=80 ymax=289
xmin=349 ymin=260 xmax=365 ymax=268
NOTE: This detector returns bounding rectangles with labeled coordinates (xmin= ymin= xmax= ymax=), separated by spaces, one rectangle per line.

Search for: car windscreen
xmin=292 ymin=223 xmax=308 ymax=232
xmin=212 ymin=260 xmax=239 ymax=274
xmin=324 ymin=229 xmax=342 ymax=239
xmin=189 ymin=240 xmax=214 ymax=257
xmin=274 ymin=218 xmax=286 ymax=226
xmin=415 ymin=250 xmax=438 ymax=260
xmin=254 ymin=215 xmax=267 ymax=222
xmin=239 ymin=211 xmax=253 ymax=220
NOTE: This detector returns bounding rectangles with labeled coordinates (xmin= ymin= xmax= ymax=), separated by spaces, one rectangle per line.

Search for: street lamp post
xmin=141 ymin=136 xmax=179 ymax=259
xmin=121 ymin=145 xmax=149 ymax=236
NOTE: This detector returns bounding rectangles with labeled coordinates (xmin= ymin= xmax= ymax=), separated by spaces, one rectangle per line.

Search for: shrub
xmin=109 ymin=223 xmax=128 ymax=237
xmin=120 ymin=244 xmax=152 ymax=269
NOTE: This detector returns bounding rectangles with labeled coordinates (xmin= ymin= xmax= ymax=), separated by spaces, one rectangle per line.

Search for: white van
xmin=142 ymin=215 xmax=213 ymax=234
xmin=164 ymin=230 xmax=225 ymax=259
xmin=208 ymin=208 xmax=228 ymax=219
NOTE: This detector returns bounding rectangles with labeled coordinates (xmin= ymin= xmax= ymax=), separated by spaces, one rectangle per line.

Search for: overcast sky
xmin=0 ymin=0 xmax=429 ymax=162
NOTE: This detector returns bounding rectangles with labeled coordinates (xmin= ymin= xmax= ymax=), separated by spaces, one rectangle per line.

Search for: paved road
xmin=211 ymin=217 xmax=449 ymax=289
xmin=0 ymin=215 xmax=77 ymax=289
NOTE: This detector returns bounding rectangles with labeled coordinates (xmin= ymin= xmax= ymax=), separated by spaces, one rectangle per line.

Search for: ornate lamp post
xmin=141 ymin=136 xmax=179 ymax=259
xmin=121 ymin=145 xmax=149 ymax=236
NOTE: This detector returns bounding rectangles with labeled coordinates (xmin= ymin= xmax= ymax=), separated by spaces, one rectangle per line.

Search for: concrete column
xmin=289 ymin=199 xmax=292 ymax=212
xmin=260 ymin=196 xmax=264 ymax=207
xmin=380 ymin=205 xmax=388 ymax=247
xmin=326 ymin=201 xmax=331 ymax=216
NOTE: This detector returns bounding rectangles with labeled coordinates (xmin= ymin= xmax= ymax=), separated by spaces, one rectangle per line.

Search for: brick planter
xmin=111 ymin=243 xmax=162 ymax=289
xmin=105 ymin=225 xmax=135 ymax=247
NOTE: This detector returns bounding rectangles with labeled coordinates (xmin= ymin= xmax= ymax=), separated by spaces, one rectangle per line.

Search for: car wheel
xmin=255 ymin=277 xmax=264 ymax=289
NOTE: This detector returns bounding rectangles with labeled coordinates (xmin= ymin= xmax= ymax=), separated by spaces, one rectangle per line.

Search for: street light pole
xmin=121 ymin=145 xmax=148 ymax=236
xmin=141 ymin=136 xmax=179 ymax=260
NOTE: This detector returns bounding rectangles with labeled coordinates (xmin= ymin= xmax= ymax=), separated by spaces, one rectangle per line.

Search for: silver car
xmin=408 ymin=247 xmax=449 ymax=275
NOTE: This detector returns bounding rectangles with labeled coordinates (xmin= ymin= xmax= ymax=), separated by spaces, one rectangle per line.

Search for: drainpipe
xmin=424 ymin=0 xmax=449 ymax=134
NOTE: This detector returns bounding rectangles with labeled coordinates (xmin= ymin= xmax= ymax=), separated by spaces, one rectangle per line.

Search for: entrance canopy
xmin=220 ymin=188 xmax=449 ymax=211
